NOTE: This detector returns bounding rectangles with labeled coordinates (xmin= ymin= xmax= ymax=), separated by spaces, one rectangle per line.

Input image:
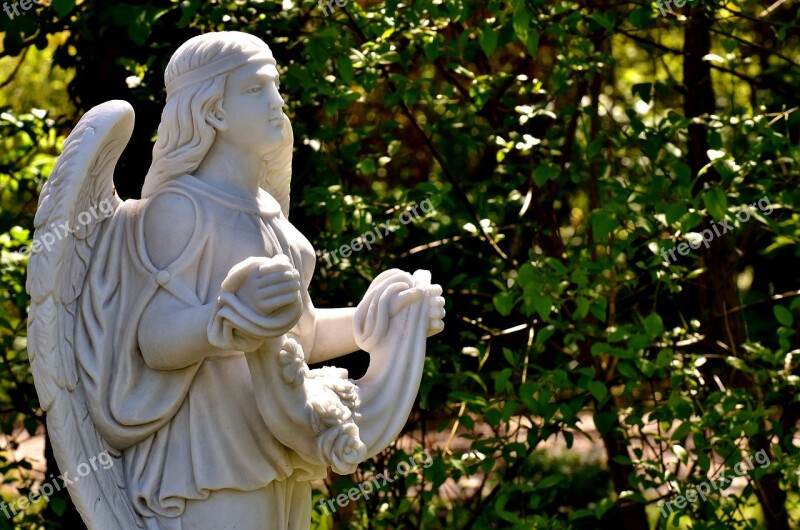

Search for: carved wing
xmin=26 ymin=100 xmax=141 ymax=529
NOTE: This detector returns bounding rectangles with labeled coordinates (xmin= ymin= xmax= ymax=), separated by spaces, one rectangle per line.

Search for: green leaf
xmin=569 ymin=509 xmax=596 ymax=521
xmin=23 ymin=417 xmax=38 ymax=436
xmin=538 ymin=474 xmax=563 ymax=489
xmin=423 ymin=38 xmax=440 ymax=61
xmin=575 ymin=297 xmax=590 ymax=320
xmin=526 ymin=31 xmax=539 ymax=57
xmin=512 ymin=6 xmax=530 ymax=41
xmin=703 ymin=188 xmax=728 ymax=221
xmin=774 ymin=305 xmax=793 ymax=327
xmin=128 ymin=13 xmax=152 ymax=46
xmin=696 ymin=451 xmax=711 ymax=472
xmin=594 ymin=410 xmax=617 ymax=435
xmin=721 ymin=38 xmax=738 ymax=53
xmin=628 ymin=334 xmax=650 ymax=349
xmin=589 ymin=12 xmax=615 ymax=31
xmin=670 ymin=421 xmax=691 ymax=441
xmin=595 ymin=497 xmax=615 ymax=519
xmin=502 ymin=347 xmax=516 ymax=366
xmin=616 ymin=361 xmax=638 ymax=380
xmin=592 ymin=211 xmax=617 ymax=242
xmin=628 ymin=7 xmax=653 ymax=29
xmin=494 ymin=368 xmax=513 ymax=394
xmin=533 ymin=295 xmax=552 ymax=320
xmin=337 ymin=55 xmax=353 ymax=84
xmin=632 ymin=83 xmax=652 ymax=104
xmin=587 ymin=137 xmax=605 ymax=159
xmin=534 ymin=325 xmax=555 ymax=347
xmin=329 ymin=210 xmax=344 ymax=235
xmin=725 ymin=356 xmax=747 ymax=371
xmin=494 ymin=292 xmax=515 ymax=317
xmin=52 ymin=0 xmax=76 ymax=18
xmin=679 ymin=211 xmax=704 ymax=232
xmin=587 ymin=381 xmax=608 ymax=402
xmin=672 ymin=444 xmax=689 ymax=463
xmin=591 ymin=297 xmax=608 ymax=323
xmin=50 ymin=496 xmax=67 ymax=516
xmin=673 ymin=162 xmax=692 ymax=184
xmin=665 ymin=203 xmax=686 ymax=226
xmin=358 ymin=158 xmax=376 ymax=175
xmin=643 ymin=313 xmax=664 ymax=339
xmin=479 ymin=28 xmax=498 ymax=57
xmin=518 ymin=262 xmax=536 ymax=286
xmin=533 ymin=162 xmax=559 ymax=186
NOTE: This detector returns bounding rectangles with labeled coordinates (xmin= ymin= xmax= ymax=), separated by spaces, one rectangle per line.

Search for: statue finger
xmin=252 ymin=280 xmax=302 ymax=301
xmin=429 ymin=295 xmax=445 ymax=308
xmin=426 ymin=319 xmax=445 ymax=337
xmin=255 ymin=291 xmax=302 ymax=314
xmin=256 ymin=254 xmax=294 ymax=274
xmin=272 ymin=300 xmax=304 ymax=332
xmin=390 ymin=287 xmax=424 ymax=315
xmin=427 ymin=283 xmax=443 ymax=297
xmin=249 ymin=269 xmax=300 ymax=289
xmin=428 ymin=305 xmax=446 ymax=320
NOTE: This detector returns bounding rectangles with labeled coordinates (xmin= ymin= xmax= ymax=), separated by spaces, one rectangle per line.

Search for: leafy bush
xmin=1 ymin=0 xmax=800 ymax=528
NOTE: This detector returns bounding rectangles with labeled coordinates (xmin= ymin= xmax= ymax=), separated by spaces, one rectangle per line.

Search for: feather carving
xmin=26 ymin=100 xmax=142 ymax=529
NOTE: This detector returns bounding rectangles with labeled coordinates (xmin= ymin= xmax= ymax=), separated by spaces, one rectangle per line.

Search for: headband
xmin=165 ymin=47 xmax=275 ymax=94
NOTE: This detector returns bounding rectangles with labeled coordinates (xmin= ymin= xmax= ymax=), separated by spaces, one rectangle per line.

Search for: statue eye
xmin=245 ymin=86 xmax=263 ymax=94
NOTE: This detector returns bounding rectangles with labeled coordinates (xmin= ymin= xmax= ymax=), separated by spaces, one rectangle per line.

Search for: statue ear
xmin=206 ymin=103 xmax=229 ymax=132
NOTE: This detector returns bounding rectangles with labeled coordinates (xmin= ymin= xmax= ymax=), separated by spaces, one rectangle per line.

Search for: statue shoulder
xmin=142 ymin=187 xmax=199 ymax=270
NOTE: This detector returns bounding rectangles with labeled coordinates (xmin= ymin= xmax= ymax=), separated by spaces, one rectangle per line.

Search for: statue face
xmin=218 ymin=54 xmax=286 ymax=157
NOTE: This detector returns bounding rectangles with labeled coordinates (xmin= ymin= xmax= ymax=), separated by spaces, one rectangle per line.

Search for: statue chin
xmin=262 ymin=116 xmax=291 ymax=160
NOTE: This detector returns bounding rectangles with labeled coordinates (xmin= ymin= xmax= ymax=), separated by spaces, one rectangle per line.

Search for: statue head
xmin=142 ymin=31 xmax=293 ymax=215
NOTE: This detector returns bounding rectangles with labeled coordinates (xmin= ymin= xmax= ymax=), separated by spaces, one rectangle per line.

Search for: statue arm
xmin=305 ymin=280 xmax=446 ymax=365
xmin=306 ymin=307 xmax=358 ymax=364
xmin=138 ymin=295 xmax=227 ymax=370
xmin=137 ymin=192 xmax=238 ymax=370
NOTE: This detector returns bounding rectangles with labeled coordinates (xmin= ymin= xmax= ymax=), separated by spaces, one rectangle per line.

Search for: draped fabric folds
xmin=73 ymin=175 xmax=432 ymax=529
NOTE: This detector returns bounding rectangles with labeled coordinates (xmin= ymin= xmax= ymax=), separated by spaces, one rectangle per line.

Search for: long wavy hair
xmin=141 ymin=31 xmax=293 ymax=216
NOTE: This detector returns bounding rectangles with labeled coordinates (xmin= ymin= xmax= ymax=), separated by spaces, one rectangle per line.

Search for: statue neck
xmin=193 ymin=139 xmax=262 ymax=200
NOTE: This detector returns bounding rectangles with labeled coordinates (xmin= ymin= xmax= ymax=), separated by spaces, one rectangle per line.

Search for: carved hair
xmin=142 ymin=31 xmax=293 ymax=216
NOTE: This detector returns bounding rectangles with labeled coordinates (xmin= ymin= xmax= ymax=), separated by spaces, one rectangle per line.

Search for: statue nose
xmin=268 ymin=83 xmax=284 ymax=107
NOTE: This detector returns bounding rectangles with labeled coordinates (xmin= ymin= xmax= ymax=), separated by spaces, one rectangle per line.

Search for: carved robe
xmin=74 ymin=174 xmax=431 ymax=529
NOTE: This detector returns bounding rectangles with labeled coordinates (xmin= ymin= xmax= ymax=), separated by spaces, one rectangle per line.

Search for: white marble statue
xmin=26 ymin=31 xmax=445 ymax=530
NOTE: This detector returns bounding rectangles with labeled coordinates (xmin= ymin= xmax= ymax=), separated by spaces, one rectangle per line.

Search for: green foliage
xmin=0 ymin=109 xmax=62 ymax=528
xmin=1 ymin=0 xmax=800 ymax=528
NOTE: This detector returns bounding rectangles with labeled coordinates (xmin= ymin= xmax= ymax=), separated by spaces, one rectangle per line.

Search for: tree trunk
xmin=683 ymin=6 xmax=788 ymax=529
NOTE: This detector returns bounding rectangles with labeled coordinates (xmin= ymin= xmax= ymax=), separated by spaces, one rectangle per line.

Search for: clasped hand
xmin=235 ymin=254 xmax=303 ymax=335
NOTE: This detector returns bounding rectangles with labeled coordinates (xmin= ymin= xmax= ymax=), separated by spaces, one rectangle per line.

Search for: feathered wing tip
xmin=26 ymin=100 xmax=142 ymax=529
xmin=261 ymin=114 xmax=293 ymax=217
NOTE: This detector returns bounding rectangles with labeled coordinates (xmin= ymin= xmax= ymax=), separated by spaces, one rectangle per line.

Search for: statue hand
xmin=387 ymin=282 xmax=445 ymax=337
xmin=236 ymin=254 xmax=303 ymax=333
xmin=425 ymin=283 xmax=446 ymax=337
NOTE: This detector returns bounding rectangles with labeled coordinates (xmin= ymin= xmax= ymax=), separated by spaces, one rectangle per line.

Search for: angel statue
xmin=25 ymin=31 xmax=445 ymax=530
